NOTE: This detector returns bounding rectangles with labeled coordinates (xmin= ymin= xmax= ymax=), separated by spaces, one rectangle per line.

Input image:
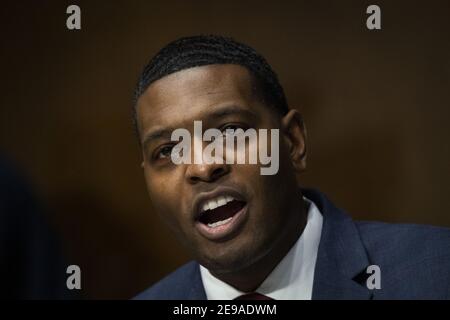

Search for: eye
xmin=155 ymin=145 xmax=174 ymax=160
xmin=221 ymin=123 xmax=248 ymax=135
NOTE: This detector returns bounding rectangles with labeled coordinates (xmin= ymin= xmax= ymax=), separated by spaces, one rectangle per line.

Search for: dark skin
xmin=136 ymin=64 xmax=308 ymax=292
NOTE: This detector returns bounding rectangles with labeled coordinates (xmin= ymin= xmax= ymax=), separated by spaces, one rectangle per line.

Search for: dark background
xmin=0 ymin=0 xmax=449 ymax=299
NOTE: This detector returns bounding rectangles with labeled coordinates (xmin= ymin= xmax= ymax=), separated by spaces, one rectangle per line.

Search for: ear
xmin=281 ymin=109 xmax=307 ymax=172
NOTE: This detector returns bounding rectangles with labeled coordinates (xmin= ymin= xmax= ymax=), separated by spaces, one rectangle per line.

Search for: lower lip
xmin=195 ymin=204 xmax=248 ymax=241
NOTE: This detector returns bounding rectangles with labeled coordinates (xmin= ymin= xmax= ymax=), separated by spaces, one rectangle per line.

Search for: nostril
xmin=187 ymin=164 xmax=230 ymax=184
xmin=211 ymin=167 xmax=227 ymax=180
xmin=189 ymin=176 xmax=201 ymax=183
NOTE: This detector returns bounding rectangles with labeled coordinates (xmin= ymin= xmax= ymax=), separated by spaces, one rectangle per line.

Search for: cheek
xmin=144 ymin=172 xmax=179 ymax=222
xmin=244 ymin=150 xmax=297 ymax=215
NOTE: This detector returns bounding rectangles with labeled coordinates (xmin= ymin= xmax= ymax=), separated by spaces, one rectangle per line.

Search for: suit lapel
xmin=304 ymin=189 xmax=373 ymax=300
xmin=186 ymin=262 xmax=207 ymax=299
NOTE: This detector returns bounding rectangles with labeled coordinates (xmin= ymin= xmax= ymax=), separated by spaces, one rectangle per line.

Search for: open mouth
xmin=194 ymin=191 xmax=248 ymax=241
xmin=198 ymin=196 xmax=246 ymax=228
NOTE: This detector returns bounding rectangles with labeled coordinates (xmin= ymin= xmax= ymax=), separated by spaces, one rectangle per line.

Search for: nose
xmin=186 ymin=161 xmax=230 ymax=184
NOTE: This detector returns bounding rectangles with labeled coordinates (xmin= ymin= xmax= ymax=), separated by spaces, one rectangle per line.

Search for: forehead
xmin=136 ymin=64 xmax=259 ymax=136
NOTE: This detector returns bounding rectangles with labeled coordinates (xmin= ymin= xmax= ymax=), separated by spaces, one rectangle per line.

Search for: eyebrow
xmin=141 ymin=105 xmax=259 ymax=150
xmin=207 ymin=105 xmax=259 ymax=121
xmin=142 ymin=127 xmax=174 ymax=151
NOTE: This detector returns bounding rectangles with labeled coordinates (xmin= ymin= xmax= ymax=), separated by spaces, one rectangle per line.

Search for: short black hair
xmin=133 ymin=35 xmax=289 ymax=135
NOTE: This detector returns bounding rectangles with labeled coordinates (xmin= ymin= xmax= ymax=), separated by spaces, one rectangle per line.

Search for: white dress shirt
xmin=200 ymin=196 xmax=323 ymax=300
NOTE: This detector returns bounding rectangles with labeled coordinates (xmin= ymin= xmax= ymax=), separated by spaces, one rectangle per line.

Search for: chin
xmin=198 ymin=243 xmax=260 ymax=274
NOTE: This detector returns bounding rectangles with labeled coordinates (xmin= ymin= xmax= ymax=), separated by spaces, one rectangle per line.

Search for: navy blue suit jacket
xmin=135 ymin=189 xmax=450 ymax=299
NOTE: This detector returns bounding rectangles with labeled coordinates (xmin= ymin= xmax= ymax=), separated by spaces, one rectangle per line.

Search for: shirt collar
xmin=200 ymin=195 xmax=323 ymax=300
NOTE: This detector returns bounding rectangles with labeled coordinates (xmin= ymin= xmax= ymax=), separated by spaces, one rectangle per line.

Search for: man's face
xmin=136 ymin=64 xmax=304 ymax=274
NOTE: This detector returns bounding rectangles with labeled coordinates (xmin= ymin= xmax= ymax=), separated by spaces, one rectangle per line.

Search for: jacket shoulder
xmin=356 ymin=220 xmax=450 ymax=261
xmin=133 ymin=261 xmax=204 ymax=300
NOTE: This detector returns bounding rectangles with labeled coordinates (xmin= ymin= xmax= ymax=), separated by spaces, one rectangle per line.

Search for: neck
xmin=211 ymin=197 xmax=308 ymax=292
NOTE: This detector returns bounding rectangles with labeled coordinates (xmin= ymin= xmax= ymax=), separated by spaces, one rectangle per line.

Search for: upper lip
xmin=192 ymin=186 xmax=247 ymax=222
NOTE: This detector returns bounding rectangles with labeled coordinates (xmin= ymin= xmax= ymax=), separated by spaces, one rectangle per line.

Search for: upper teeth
xmin=201 ymin=195 xmax=235 ymax=213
